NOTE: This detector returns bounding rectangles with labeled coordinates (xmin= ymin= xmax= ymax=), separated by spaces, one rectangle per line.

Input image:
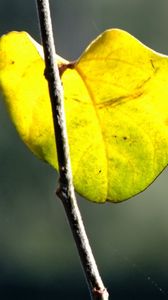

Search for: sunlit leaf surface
xmin=1 ymin=29 xmax=168 ymax=202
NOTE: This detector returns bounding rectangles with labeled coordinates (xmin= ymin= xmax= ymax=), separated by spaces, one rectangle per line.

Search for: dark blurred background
xmin=0 ymin=0 xmax=168 ymax=299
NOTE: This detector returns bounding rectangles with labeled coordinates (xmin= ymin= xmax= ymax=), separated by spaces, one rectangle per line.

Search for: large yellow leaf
xmin=1 ymin=29 xmax=168 ymax=203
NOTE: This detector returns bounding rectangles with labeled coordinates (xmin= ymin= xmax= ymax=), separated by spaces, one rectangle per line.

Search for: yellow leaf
xmin=1 ymin=29 xmax=168 ymax=203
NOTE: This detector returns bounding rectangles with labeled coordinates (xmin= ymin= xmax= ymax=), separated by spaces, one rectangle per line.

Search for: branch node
xmin=92 ymin=287 xmax=109 ymax=299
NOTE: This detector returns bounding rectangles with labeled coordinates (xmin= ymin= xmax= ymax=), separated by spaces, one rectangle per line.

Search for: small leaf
xmin=1 ymin=29 xmax=168 ymax=203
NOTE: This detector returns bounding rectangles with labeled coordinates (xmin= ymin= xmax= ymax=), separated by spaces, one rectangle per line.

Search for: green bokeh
xmin=0 ymin=1 xmax=168 ymax=299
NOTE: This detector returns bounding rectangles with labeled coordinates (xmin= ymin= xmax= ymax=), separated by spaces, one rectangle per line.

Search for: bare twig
xmin=36 ymin=0 xmax=109 ymax=299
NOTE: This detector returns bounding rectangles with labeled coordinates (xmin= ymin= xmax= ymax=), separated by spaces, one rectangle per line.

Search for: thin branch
xmin=36 ymin=1 xmax=109 ymax=299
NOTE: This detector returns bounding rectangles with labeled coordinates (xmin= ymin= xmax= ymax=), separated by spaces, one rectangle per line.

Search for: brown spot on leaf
xmin=58 ymin=61 xmax=76 ymax=77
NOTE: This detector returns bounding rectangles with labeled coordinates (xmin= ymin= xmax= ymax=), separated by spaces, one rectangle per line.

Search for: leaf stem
xmin=36 ymin=1 xmax=109 ymax=299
